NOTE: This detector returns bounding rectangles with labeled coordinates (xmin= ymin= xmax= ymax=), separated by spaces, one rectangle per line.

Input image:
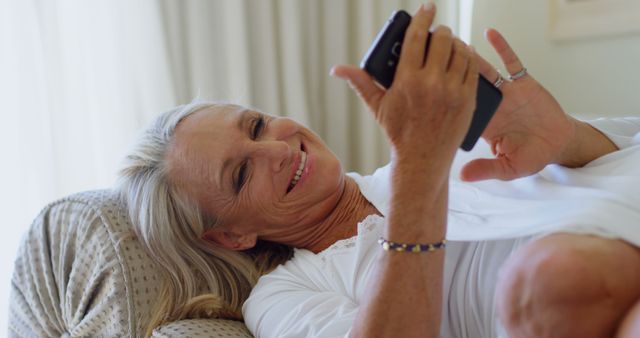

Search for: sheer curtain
xmin=0 ymin=0 xmax=176 ymax=331
xmin=1 ymin=0 xmax=470 ymax=332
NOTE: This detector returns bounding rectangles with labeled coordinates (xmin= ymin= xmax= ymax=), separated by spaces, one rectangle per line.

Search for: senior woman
xmin=118 ymin=4 xmax=640 ymax=338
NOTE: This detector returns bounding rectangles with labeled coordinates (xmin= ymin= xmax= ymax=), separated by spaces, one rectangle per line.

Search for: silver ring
xmin=493 ymin=73 xmax=505 ymax=89
xmin=509 ymin=68 xmax=528 ymax=81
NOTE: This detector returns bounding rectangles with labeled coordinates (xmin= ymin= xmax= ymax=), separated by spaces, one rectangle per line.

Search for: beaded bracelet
xmin=378 ymin=237 xmax=447 ymax=253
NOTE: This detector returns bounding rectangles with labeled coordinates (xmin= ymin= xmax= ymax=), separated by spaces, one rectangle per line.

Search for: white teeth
xmin=289 ymin=151 xmax=307 ymax=189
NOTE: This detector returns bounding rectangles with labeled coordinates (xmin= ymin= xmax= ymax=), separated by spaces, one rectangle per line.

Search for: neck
xmin=299 ymin=176 xmax=380 ymax=254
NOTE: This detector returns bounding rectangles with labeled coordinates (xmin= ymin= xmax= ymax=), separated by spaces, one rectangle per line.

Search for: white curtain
xmin=0 ymin=0 xmax=468 ymax=331
xmin=0 ymin=1 xmax=176 ymax=331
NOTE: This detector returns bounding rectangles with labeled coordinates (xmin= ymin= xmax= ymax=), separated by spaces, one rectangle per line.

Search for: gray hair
xmin=116 ymin=101 xmax=293 ymax=337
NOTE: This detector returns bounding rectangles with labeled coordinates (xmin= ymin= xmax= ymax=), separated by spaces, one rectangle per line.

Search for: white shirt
xmin=243 ymin=117 xmax=640 ymax=338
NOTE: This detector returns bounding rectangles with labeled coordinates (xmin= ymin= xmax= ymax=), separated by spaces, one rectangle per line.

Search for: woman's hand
xmin=332 ymin=5 xmax=478 ymax=337
xmin=460 ymin=29 xmax=580 ymax=181
xmin=331 ymin=4 xmax=478 ymax=169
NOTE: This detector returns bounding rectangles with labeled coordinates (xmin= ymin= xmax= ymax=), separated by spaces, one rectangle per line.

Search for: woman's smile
xmin=286 ymin=150 xmax=306 ymax=193
xmin=287 ymin=143 xmax=312 ymax=195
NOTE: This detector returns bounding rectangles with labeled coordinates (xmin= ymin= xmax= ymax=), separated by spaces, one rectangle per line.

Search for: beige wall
xmin=470 ymin=0 xmax=640 ymax=118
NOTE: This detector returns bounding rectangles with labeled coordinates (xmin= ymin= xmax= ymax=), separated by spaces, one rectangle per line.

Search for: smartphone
xmin=360 ymin=10 xmax=502 ymax=151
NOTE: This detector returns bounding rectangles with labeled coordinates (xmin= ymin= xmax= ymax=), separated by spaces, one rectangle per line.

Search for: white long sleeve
xmin=586 ymin=116 xmax=640 ymax=149
xmin=242 ymin=249 xmax=357 ymax=338
xmin=242 ymin=215 xmax=384 ymax=338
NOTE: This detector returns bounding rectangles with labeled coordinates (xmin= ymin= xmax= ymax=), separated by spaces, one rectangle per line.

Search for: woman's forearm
xmin=349 ymin=159 xmax=449 ymax=338
xmin=338 ymin=4 xmax=477 ymax=336
xmin=556 ymin=119 xmax=619 ymax=168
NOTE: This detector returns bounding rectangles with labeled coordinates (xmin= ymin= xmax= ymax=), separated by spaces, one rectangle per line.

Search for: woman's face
xmin=168 ymin=105 xmax=345 ymax=248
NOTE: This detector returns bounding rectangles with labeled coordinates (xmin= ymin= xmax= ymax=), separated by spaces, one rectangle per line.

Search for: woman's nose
xmin=252 ymin=117 xmax=298 ymax=172
xmin=252 ymin=140 xmax=291 ymax=173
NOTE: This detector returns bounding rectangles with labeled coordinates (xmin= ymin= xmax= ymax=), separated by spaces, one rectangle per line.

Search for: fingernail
xmin=329 ymin=67 xmax=336 ymax=77
xmin=422 ymin=2 xmax=434 ymax=11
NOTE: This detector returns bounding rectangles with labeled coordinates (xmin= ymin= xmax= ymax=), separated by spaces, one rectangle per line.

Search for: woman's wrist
xmin=556 ymin=119 xmax=619 ymax=168
xmin=387 ymin=157 xmax=449 ymax=242
xmin=390 ymin=153 xmax=451 ymax=197
xmin=391 ymin=144 xmax=455 ymax=174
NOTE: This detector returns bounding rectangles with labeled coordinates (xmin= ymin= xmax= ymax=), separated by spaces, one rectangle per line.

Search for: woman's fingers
xmin=330 ymin=64 xmax=385 ymax=114
xmin=476 ymin=52 xmax=503 ymax=88
xmin=396 ymin=3 xmax=436 ymax=74
xmin=484 ymin=28 xmax=527 ymax=78
xmin=464 ymin=46 xmax=479 ymax=93
xmin=447 ymin=39 xmax=470 ymax=84
xmin=424 ymin=25 xmax=454 ymax=75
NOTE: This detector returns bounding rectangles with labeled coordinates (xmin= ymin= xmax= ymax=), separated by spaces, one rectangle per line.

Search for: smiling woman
xmin=117 ymin=101 xmax=293 ymax=337
xmin=116 ymin=100 xmax=377 ymax=337
xmin=164 ymin=103 xmax=358 ymax=252
xmin=115 ymin=4 xmax=640 ymax=335
xmin=10 ymin=0 xmax=640 ymax=337
xmin=2 ymin=0 xmax=478 ymax=336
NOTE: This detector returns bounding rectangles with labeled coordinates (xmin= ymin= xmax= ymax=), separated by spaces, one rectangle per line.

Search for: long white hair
xmin=117 ymin=101 xmax=293 ymax=337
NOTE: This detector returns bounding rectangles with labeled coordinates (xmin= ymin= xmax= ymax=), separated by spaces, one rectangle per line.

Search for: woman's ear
xmin=202 ymin=227 xmax=258 ymax=251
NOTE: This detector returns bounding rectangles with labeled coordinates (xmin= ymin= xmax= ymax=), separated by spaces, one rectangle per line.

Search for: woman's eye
xmin=236 ymin=162 xmax=247 ymax=192
xmin=251 ymin=116 xmax=265 ymax=139
xmin=236 ymin=116 xmax=264 ymax=193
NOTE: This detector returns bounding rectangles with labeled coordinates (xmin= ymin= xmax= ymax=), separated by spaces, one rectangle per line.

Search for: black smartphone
xmin=360 ymin=10 xmax=502 ymax=151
